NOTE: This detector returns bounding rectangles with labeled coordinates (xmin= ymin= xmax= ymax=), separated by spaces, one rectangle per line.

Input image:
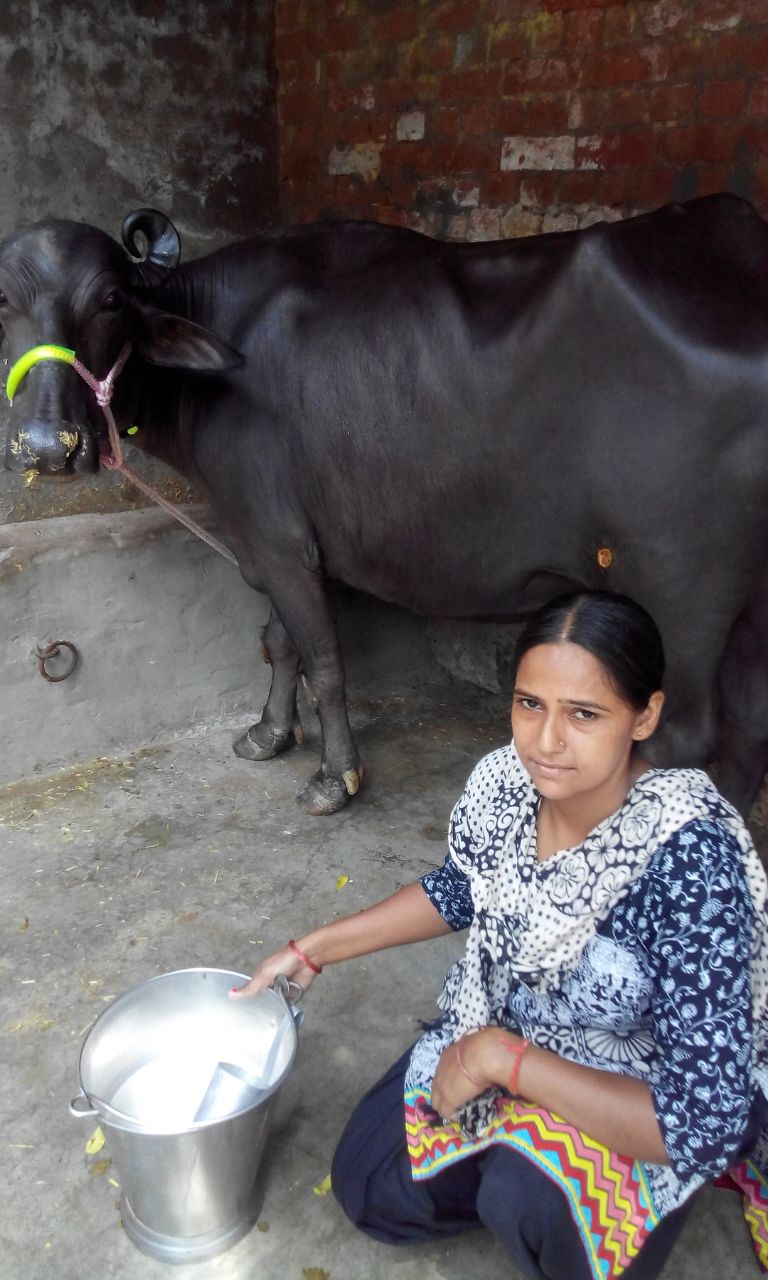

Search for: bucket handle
xmin=272 ymin=974 xmax=305 ymax=1029
xmin=69 ymin=1091 xmax=99 ymax=1119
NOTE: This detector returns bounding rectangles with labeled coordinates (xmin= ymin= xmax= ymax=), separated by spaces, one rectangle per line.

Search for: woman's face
xmin=511 ymin=642 xmax=664 ymax=810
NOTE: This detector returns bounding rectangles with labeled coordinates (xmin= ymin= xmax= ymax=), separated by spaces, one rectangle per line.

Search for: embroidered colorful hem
xmin=716 ymin=1161 xmax=768 ymax=1273
xmin=405 ymin=1087 xmax=659 ymax=1280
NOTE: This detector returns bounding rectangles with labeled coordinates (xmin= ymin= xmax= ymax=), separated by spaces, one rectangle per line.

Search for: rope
xmin=8 ymin=340 xmax=239 ymax=567
xmin=97 ymin=376 xmax=239 ymax=566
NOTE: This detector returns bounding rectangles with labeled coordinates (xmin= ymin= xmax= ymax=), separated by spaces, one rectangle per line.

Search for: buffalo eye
xmin=0 ymin=290 xmax=7 ymax=307
xmin=100 ymin=290 xmax=121 ymax=311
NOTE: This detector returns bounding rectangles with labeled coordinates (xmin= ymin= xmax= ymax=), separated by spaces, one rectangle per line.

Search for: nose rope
xmin=6 ymin=343 xmax=238 ymax=567
xmin=72 ymin=341 xmax=133 ymax=407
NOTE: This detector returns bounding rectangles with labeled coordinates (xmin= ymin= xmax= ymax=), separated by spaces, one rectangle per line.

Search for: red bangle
xmin=288 ymin=939 xmax=323 ymax=975
xmin=499 ymin=1034 xmax=530 ymax=1097
xmin=455 ymin=1036 xmax=485 ymax=1089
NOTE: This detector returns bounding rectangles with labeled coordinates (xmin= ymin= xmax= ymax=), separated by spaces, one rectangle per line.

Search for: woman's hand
xmin=229 ymin=942 xmax=320 ymax=1000
xmin=228 ymin=883 xmax=451 ymax=1004
xmin=431 ymin=1029 xmax=496 ymax=1119
xmin=433 ymin=1030 xmax=670 ymax=1164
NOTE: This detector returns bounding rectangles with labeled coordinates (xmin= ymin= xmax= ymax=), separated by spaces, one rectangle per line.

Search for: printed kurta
xmin=404 ymin=744 xmax=768 ymax=1277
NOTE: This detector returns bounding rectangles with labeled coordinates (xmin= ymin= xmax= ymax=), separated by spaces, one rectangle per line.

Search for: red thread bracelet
xmin=288 ymin=939 xmax=323 ymax=975
xmin=455 ymin=1036 xmax=485 ymax=1089
xmin=499 ymin=1034 xmax=530 ymax=1097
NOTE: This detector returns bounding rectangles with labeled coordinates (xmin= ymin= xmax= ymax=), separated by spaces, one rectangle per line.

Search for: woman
xmin=232 ymin=591 xmax=768 ymax=1279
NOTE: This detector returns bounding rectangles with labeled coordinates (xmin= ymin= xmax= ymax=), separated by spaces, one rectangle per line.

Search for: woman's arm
xmin=232 ymin=880 xmax=453 ymax=998
xmin=432 ymin=1030 xmax=669 ymax=1164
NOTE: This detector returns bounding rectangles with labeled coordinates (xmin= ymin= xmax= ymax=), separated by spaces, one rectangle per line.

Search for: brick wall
xmin=275 ymin=0 xmax=768 ymax=237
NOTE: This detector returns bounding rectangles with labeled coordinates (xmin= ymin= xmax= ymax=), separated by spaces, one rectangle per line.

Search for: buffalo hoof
xmin=296 ymin=770 xmax=355 ymax=816
xmin=233 ymin=722 xmax=298 ymax=762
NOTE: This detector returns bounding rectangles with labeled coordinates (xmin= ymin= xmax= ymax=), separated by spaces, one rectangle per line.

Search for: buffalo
xmin=3 ymin=194 xmax=768 ymax=816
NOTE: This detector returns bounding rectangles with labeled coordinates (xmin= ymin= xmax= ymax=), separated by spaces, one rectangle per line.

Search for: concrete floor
xmin=1 ymin=659 xmax=763 ymax=1280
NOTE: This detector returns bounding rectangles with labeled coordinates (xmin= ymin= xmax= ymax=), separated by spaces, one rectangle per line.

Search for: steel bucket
xmin=70 ymin=968 xmax=302 ymax=1264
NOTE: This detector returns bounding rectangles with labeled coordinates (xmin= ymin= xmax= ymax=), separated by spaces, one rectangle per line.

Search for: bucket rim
xmin=74 ymin=967 xmax=299 ymax=1133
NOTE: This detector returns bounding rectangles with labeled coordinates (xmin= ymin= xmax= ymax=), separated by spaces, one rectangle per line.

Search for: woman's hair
xmin=511 ymin=591 xmax=665 ymax=710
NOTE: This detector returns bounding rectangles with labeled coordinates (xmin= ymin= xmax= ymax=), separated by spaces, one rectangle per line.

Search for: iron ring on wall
xmin=36 ymin=640 xmax=79 ymax=683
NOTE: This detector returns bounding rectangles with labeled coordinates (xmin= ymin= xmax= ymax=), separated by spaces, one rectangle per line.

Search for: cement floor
xmin=1 ymin=673 xmax=762 ymax=1280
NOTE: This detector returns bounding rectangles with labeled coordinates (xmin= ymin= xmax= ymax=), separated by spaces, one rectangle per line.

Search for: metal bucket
xmin=70 ymin=968 xmax=302 ymax=1264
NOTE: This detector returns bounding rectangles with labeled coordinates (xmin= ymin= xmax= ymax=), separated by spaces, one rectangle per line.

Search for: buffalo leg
xmin=267 ymin=578 xmax=363 ymax=815
xmin=714 ymin=585 xmax=768 ymax=818
xmin=640 ymin=619 xmax=721 ymax=772
xmin=235 ymin=578 xmax=363 ymax=814
xmin=645 ymin=669 xmax=719 ymax=770
xmin=233 ymin=609 xmax=303 ymax=761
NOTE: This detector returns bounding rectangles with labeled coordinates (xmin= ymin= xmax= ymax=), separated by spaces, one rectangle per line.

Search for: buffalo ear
xmin=136 ymin=312 xmax=243 ymax=372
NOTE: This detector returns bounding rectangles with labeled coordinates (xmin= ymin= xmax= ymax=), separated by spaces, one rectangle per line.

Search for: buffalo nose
xmin=4 ymin=420 xmax=91 ymax=474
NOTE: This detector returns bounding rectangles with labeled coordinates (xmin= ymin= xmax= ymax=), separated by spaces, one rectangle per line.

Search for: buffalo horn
xmin=121 ymin=208 xmax=181 ymax=272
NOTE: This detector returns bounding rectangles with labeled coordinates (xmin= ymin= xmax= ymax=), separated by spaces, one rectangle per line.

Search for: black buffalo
xmin=3 ymin=195 xmax=768 ymax=815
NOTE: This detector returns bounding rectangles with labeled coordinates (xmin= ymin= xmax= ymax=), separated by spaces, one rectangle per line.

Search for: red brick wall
xmin=275 ymin=0 xmax=768 ymax=237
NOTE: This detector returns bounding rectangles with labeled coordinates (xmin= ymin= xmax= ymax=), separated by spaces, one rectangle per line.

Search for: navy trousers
xmin=331 ymin=1049 xmax=693 ymax=1280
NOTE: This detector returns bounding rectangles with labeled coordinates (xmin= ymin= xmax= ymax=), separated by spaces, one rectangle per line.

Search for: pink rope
xmin=71 ymin=344 xmax=238 ymax=568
